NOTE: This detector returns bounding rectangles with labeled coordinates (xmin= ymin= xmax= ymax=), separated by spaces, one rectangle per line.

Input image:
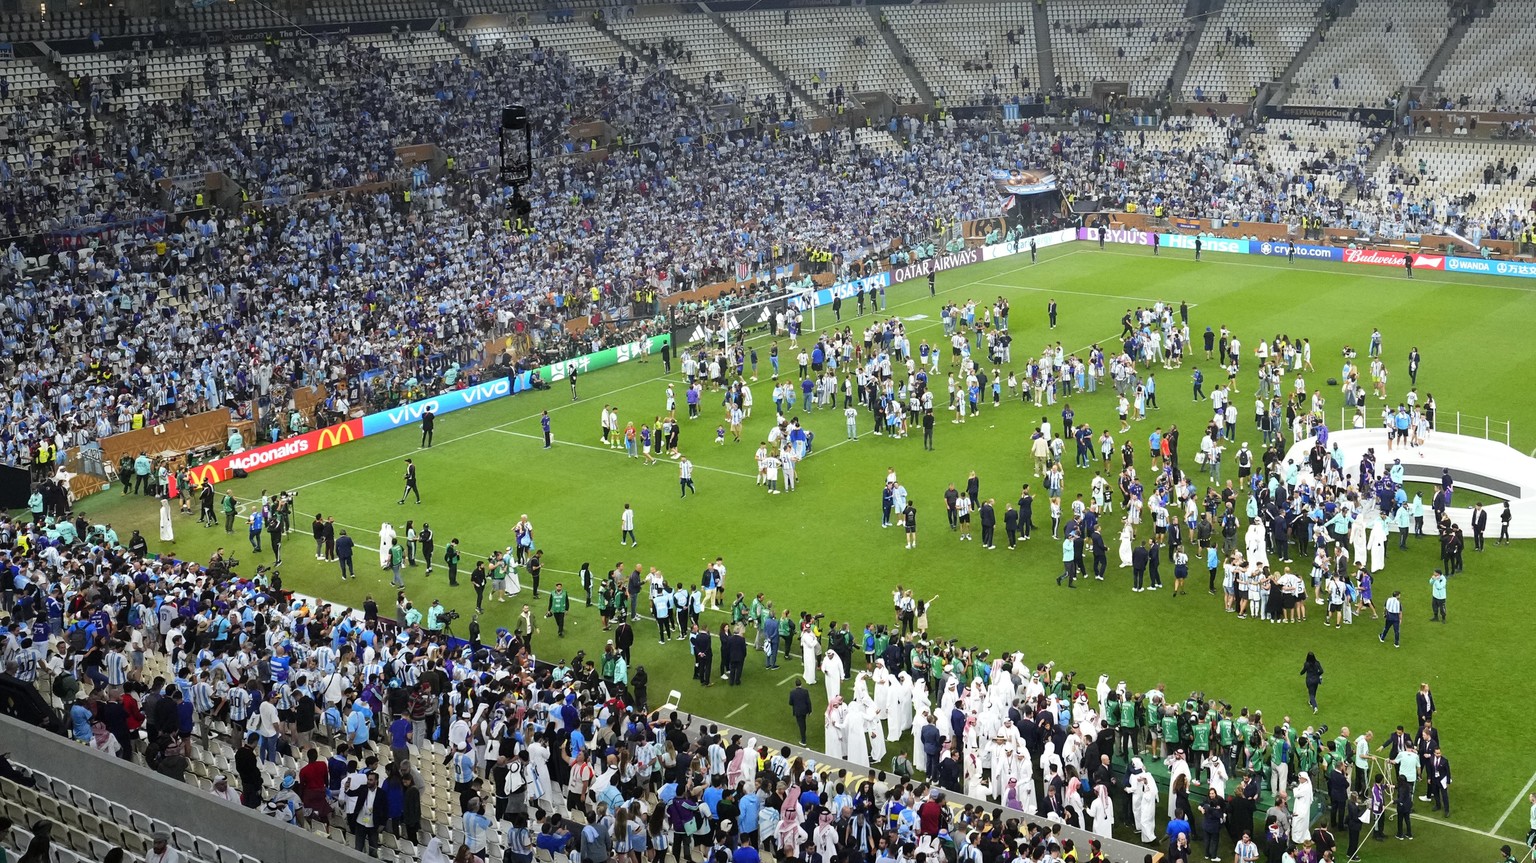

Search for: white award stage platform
xmin=1283 ymin=429 xmax=1536 ymax=539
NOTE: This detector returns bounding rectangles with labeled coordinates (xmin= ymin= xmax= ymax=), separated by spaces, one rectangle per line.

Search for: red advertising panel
xmin=188 ymin=419 xmax=363 ymax=485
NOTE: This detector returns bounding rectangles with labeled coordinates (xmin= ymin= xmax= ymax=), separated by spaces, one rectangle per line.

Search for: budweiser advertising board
xmin=1342 ymin=249 xmax=1444 ymax=270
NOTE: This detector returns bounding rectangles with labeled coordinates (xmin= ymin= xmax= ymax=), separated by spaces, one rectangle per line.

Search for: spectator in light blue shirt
xmin=69 ymin=699 xmax=93 ymax=742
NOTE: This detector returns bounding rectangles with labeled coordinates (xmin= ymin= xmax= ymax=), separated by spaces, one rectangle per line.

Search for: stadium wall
xmin=0 ymin=712 xmax=374 ymax=863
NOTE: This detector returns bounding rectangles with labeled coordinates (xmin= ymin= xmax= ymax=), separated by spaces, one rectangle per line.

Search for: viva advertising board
xmin=188 ymin=419 xmax=363 ymax=485
xmin=540 ymin=334 xmax=671 ymax=384
xmin=361 ymin=377 xmax=515 ymax=437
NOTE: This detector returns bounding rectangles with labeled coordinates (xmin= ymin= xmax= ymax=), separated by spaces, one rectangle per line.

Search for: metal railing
xmin=1335 ymin=409 xmax=1511 ymax=448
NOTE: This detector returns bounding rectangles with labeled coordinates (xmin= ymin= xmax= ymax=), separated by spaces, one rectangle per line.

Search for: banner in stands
xmin=540 ymin=334 xmax=672 ymax=384
xmin=1341 ymin=248 xmax=1445 ymax=270
xmin=989 ymin=169 xmax=1058 ymax=196
xmin=1264 ymin=105 xmax=1394 ymax=128
xmin=188 ymin=419 xmax=363 ymax=485
xmin=1251 ymin=240 xmax=1343 ymax=261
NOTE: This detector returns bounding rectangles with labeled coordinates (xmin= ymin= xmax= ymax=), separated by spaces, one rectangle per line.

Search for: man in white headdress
xmin=842 ymin=696 xmax=870 ymax=767
xmin=800 ymin=625 xmax=819 ymax=685
xmin=985 ymin=658 xmax=1014 ymax=712
xmin=1202 ymin=751 xmax=1230 ymax=797
xmin=823 ymin=696 xmax=847 ymax=760
xmin=871 ymin=659 xmax=893 ymax=723
xmin=887 ymin=671 xmax=914 ymax=741
xmin=158 ymin=495 xmax=176 ymax=543
xmin=820 ymin=649 xmax=845 ymax=702
xmin=938 ymin=676 xmax=962 ymax=720
xmin=1007 ymin=744 xmax=1037 ymax=814
xmin=863 ymin=694 xmax=886 ymax=763
xmin=911 ymin=675 xmax=932 ymax=721
xmin=1132 ymin=766 xmax=1159 ymax=842
xmin=963 ymin=744 xmax=989 ymax=800
xmin=1164 ymin=749 xmax=1196 ymax=818
xmin=378 ymin=522 xmax=396 ymax=569
xmin=1244 ymin=520 xmax=1269 ymax=568
xmin=1290 ymin=770 xmax=1315 ymax=838
xmin=1086 ymin=783 xmax=1114 ymax=837
xmin=1351 ymin=507 xmax=1370 ymax=565
xmin=913 ymin=710 xmax=938 ymax=775
xmin=1368 ymin=511 xmax=1389 ymax=572
xmin=1096 ymin=674 xmax=1112 ymax=717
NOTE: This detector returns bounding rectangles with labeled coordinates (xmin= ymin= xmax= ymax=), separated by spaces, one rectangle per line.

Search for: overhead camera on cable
xmin=500 ymin=105 xmax=533 ymax=220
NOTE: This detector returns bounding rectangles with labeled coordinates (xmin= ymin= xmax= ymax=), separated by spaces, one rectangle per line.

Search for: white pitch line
xmin=239 ymin=246 xmax=1087 ymax=497
xmin=1492 ymin=767 xmax=1536 ymax=834
xmin=492 ymin=429 xmax=759 ymax=479
xmin=971 ymin=281 xmax=1182 ymax=305
xmin=282 ymin=372 xmax=679 ymax=493
xmin=1411 ymin=810 xmax=1523 ymax=844
xmin=724 ymin=703 xmax=750 ymax=718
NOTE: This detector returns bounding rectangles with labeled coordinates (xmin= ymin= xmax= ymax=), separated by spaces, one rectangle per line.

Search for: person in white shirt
xmin=620 ymin=504 xmax=637 ymax=547
xmin=146 ymin=832 xmax=184 ymax=863
xmin=210 ymin=775 xmax=242 ymax=804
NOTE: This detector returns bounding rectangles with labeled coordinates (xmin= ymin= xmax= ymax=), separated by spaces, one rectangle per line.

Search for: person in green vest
xmin=750 ymin=596 xmax=769 ymax=649
xmin=1191 ymin=712 xmax=1212 ymax=764
xmin=389 ymin=540 xmax=405 ymax=588
xmin=444 ymin=539 xmax=461 ymax=586
xmin=221 ymin=491 xmax=237 ymax=533
xmin=730 ymin=592 xmax=748 ymax=625
xmin=1295 ymin=733 xmax=1318 ymax=778
xmin=546 ymin=583 xmax=569 ymax=637
xmin=601 ymin=645 xmax=617 ymax=682
xmin=1162 ymin=709 xmax=1181 ymax=758
xmin=1118 ymin=696 xmax=1138 ymax=762
xmin=1269 ymin=731 xmax=1291 ymax=792
xmin=117 ymin=454 xmax=134 ymax=495
xmin=1217 ymin=711 xmax=1237 ymax=772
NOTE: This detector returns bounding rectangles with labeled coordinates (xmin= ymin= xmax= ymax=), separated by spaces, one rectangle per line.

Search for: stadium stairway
xmin=31 ymin=43 xmax=78 ymax=94
xmin=591 ymin=14 xmax=723 ymax=107
xmin=1264 ymin=0 xmax=1351 ymax=108
xmin=696 ymin=2 xmax=827 ymax=114
xmin=1165 ymin=0 xmax=1214 ymax=103
xmin=1412 ymin=5 xmax=1480 ymax=91
xmin=867 ymin=7 xmax=934 ymax=106
xmin=1032 ymin=0 xmax=1054 ymax=96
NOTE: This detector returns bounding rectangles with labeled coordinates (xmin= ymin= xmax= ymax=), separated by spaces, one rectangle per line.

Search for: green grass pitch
xmin=79 ymin=243 xmax=1536 ymax=859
